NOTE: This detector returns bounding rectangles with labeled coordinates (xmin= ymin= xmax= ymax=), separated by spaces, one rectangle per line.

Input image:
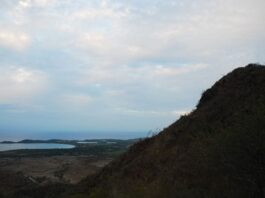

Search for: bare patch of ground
xmin=0 ymin=156 xmax=112 ymax=184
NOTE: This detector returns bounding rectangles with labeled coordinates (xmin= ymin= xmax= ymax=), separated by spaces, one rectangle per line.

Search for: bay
xmin=0 ymin=143 xmax=75 ymax=151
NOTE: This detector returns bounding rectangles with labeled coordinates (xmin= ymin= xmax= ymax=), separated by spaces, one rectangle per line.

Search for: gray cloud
xmin=0 ymin=0 xmax=264 ymax=134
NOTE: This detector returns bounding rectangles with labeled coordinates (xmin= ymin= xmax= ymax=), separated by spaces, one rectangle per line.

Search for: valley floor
xmin=0 ymin=155 xmax=112 ymax=184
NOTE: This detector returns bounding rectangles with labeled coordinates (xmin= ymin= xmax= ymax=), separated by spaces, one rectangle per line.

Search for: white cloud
xmin=18 ymin=0 xmax=56 ymax=8
xmin=0 ymin=30 xmax=30 ymax=50
xmin=61 ymin=94 xmax=94 ymax=110
xmin=19 ymin=0 xmax=31 ymax=8
xmin=0 ymin=67 xmax=48 ymax=103
xmin=77 ymin=63 xmax=208 ymax=87
xmin=115 ymin=107 xmax=190 ymax=117
xmin=12 ymin=68 xmax=33 ymax=83
xmin=66 ymin=0 xmax=263 ymax=70
xmin=34 ymin=0 xmax=56 ymax=7
xmin=76 ymin=33 xmax=109 ymax=55
xmin=71 ymin=7 xmax=127 ymax=21
xmin=0 ymin=0 xmax=264 ymax=132
xmin=152 ymin=64 xmax=208 ymax=77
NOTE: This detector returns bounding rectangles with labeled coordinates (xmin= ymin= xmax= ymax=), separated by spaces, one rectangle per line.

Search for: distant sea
xmin=0 ymin=143 xmax=75 ymax=152
xmin=0 ymin=131 xmax=147 ymax=142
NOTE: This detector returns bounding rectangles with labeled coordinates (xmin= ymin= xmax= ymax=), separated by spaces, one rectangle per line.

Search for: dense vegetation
xmin=67 ymin=64 xmax=265 ymax=198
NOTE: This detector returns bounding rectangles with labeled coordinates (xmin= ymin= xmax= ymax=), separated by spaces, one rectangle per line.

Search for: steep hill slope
xmin=72 ymin=64 xmax=265 ymax=198
xmin=7 ymin=64 xmax=264 ymax=198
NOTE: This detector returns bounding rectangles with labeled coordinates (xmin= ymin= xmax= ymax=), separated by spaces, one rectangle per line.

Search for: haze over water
xmin=0 ymin=131 xmax=147 ymax=142
xmin=0 ymin=143 xmax=75 ymax=152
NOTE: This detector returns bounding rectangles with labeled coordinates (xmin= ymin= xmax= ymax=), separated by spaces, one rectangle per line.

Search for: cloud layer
xmin=0 ymin=0 xmax=264 ymax=136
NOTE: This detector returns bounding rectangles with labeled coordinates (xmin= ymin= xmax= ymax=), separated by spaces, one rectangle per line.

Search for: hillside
xmin=68 ymin=64 xmax=265 ymax=198
xmin=2 ymin=64 xmax=264 ymax=198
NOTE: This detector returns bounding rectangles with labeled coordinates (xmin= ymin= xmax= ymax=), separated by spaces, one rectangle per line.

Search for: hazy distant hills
xmin=68 ymin=64 xmax=265 ymax=198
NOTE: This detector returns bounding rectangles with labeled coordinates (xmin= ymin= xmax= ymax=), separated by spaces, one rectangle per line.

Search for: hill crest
xmin=71 ymin=63 xmax=265 ymax=198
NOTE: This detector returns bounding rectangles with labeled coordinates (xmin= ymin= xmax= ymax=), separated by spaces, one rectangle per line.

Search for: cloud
xmin=0 ymin=0 xmax=264 ymax=133
xmin=60 ymin=94 xmax=94 ymax=111
xmin=77 ymin=63 xmax=208 ymax=87
xmin=19 ymin=0 xmax=31 ymax=8
xmin=18 ymin=0 xmax=56 ymax=8
xmin=70 ymin=6 xmax=128 ymax=21
xmin=0 ymin=66 xmax=48 ymax=103
xmin=152 ymin=64 xmax=208 ymax=77
xmin=75 ymin=33 xmax=109 ymax=55
xmin=62 ymin=0 xmax=263 ymax=69
xmin=0 ymin=30 xmax=30 ymax=50
xmin=115 ymin=107 xmax=190 ymax=117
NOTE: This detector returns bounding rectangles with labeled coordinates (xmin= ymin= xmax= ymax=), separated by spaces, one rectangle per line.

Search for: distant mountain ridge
xmin=70 ymin=64 xmax=265 ymax=198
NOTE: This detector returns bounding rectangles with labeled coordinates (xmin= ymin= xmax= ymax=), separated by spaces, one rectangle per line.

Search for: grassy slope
xmin=70 ymin=64 xmax=265 ymax=198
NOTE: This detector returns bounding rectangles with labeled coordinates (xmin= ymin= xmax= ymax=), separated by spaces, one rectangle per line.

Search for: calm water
xmin=0 ymin=143 xmax=75 ymax=152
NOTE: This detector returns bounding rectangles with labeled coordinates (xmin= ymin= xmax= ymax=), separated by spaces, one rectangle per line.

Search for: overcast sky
xmin=0 ymin=0 xmax=264 ymax=138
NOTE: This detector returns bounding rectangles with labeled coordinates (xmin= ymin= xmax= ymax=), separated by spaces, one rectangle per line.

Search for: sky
xmin=0 ymin=0 xmax=264 ymax=139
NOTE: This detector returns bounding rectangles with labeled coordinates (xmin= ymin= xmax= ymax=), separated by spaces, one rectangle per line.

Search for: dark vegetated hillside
xmin=68 ymin=64 xmax=265 ymax=198
xmin=0 ymin=170 xmax=35 ymax=197
xmin=0 ymin=169 xmax=71 ymax=198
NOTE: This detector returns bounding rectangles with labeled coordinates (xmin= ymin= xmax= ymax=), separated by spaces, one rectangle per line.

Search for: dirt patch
xmin=0 ymin=155 xmax=112 ymax=184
